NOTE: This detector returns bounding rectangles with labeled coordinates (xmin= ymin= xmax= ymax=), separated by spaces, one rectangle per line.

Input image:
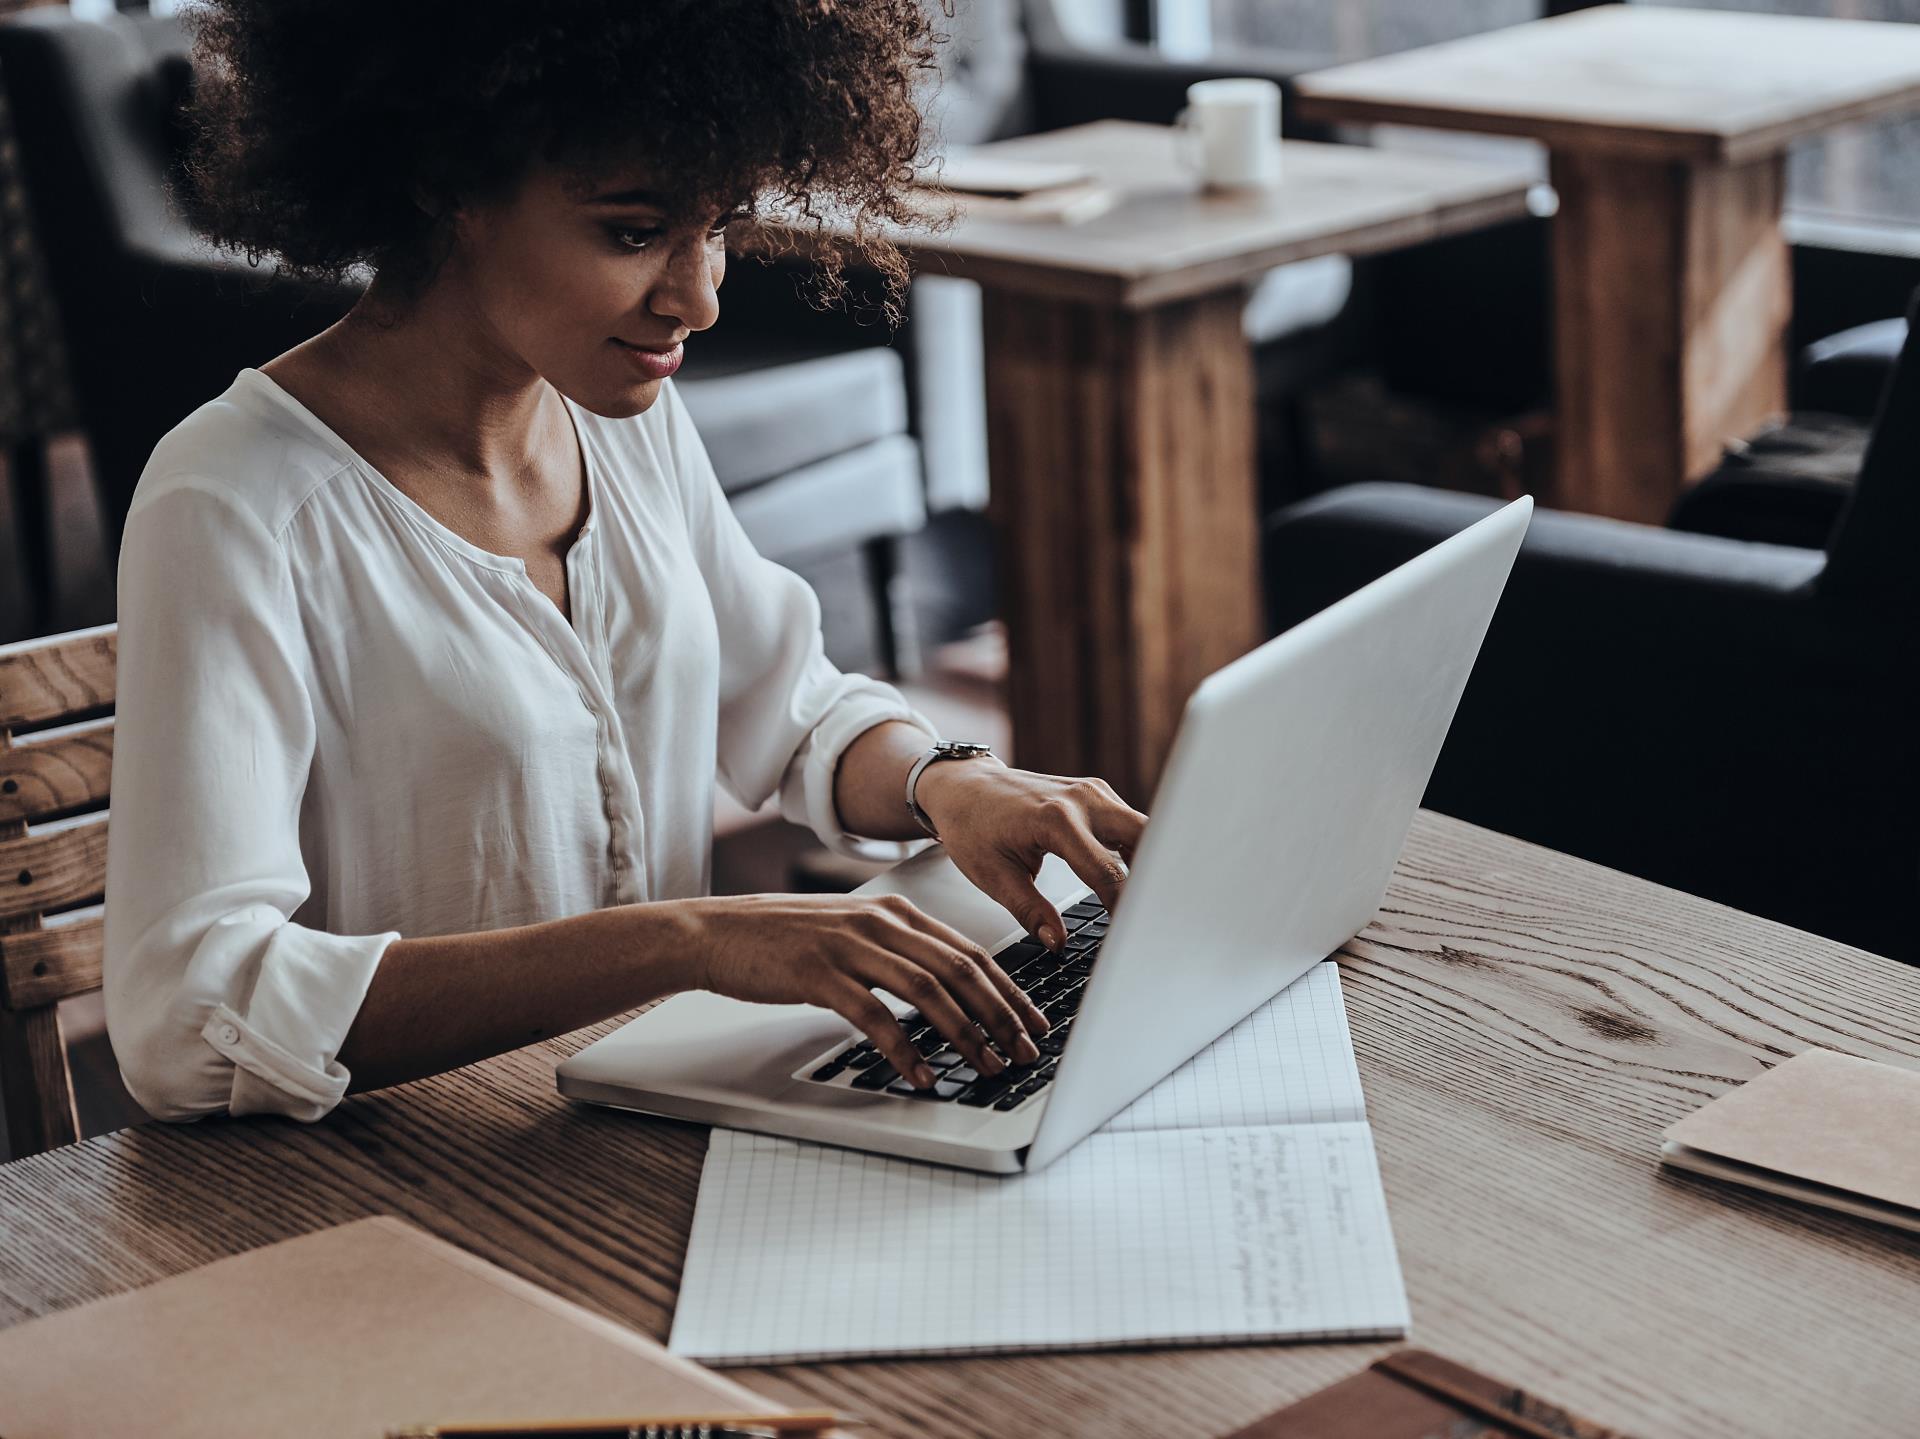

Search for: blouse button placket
xmin=570 ymin=539 xmax=647 ymax=906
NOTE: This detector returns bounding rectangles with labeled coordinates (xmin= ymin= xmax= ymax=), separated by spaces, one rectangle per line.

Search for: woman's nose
xmin=649 ymin=233 xmax=721 ymax=334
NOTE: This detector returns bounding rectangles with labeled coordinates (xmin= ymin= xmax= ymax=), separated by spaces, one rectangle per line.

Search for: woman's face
xmin=450 ymin=162 xmax=734 ymax=418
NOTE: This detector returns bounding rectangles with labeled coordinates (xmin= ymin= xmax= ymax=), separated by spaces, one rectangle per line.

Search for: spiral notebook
xmin=671 ymin=962 xmax=1410 ymax=1364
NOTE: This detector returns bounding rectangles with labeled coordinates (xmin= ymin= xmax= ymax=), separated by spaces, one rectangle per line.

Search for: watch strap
xmin=905 ymin=742 xmax=994 ymax=838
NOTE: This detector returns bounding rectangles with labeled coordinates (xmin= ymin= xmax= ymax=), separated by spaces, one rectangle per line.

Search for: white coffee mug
xmin=1175 ymin=77 xmax=1283 ymax=190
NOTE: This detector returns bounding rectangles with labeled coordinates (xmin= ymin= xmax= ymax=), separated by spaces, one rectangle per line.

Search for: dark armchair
xmin=1264 ymin=295 xmax=1920 ymax=963
xmin=1667 ymin=306 xmax=1910 ymax=552
xmin=0 ymin=8 xmax=358 ymax=545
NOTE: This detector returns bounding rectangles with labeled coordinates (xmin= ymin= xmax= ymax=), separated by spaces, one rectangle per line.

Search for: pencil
xmin=387 ymin=1411 xmax=840 ymax=1438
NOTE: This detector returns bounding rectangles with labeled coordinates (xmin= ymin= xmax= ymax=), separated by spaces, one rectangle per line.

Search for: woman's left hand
xmin=912 ymin=759 xmax=1148 ymax=950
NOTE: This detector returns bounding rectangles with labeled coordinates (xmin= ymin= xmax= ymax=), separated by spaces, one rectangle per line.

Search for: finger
xmin=867 ymin=899 xmax=1036 ymax=1052
xmin=867 ymin=942 xmax=1037 ymax=1072
xmin=966 ymin=850 xmax=1066 ymax=951
xmin=1048 ymin=809 xmax=1130 ymax=915
xmin=1086 ymin=790 xmax=1148 ymax=866
xmin=889 ymin=902 xmax=1050 ymax=1038
xmin=974 ymin=940 xmax=1052 ymax=1039
xmin=828 ymin=981 xmax=929 ymax=1088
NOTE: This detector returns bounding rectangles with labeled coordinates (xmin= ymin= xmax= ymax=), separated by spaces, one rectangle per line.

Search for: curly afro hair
xmin=178 ymin=0 xmax=957 ymax=322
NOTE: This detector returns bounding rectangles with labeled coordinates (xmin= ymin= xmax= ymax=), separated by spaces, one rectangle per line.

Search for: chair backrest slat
xmin=0 ymin=625 xmax=116 ymax=730
xmin=0 ymin=915 xmax=103 ymax=1011
xmin=0 ymin=624 xmax=117 ymax=1158
xmin=0 ymin=719 xmax=114 ymax=825
xmin=0 ymin=817 xmax=110 ymax=923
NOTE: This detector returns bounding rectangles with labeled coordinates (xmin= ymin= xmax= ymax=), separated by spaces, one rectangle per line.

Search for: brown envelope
xmin=0 ymin=1216 xmax=781 ymax=1439
xmin=1662 ymin=1047 xmax=1920 ymax=1225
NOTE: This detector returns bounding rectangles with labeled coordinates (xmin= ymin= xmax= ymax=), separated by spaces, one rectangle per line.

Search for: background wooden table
xmin=1298 ymin=7 xmax=1920 ymax=526
xmin=771 ymin=122 xmax=1532 ymax=803
xmin=5 ymin=813 xmax=1919 ymax=1436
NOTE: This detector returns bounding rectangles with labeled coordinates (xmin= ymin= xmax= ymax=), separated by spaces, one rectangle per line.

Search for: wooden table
xmin=1296 ymin=7 xmax=1920 ymax=526
xmin=776 ymin=121 xmax=1533 ymax=802
xmin=6 ymin=812 xmax=1919 ymax=1437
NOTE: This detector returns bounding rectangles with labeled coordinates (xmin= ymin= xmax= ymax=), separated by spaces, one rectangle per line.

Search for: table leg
xmin=1550 ymin=149 xmax=1790 ymax=524
xmin=980 ymin=287 xmax=1262 ymax=806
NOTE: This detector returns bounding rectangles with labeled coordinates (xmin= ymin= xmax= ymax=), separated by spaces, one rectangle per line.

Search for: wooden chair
xmin=0 ymin=623 xmax=113 ymax=1157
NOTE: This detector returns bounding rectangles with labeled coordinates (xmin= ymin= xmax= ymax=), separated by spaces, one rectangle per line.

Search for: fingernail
xmin=980 ymin=1050 xmax=1005 ymax=1074
xmin=1033 ymin=1013 xmax=1053 ymax=1035
xmin=914 ymin=1064 xmax=936 ymax=1088
xmin=1043 ymin=924 xmax=1064 ymax=950
xmin=1015 ymin=1036 xmax=1040 ymax=1064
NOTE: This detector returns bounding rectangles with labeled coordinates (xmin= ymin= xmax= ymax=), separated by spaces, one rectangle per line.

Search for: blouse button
xmin=215 ymin=1022 xmax=241 ymax=1046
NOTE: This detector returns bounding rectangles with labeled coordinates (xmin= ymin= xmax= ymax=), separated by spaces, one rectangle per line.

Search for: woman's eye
xmin=608 ymin=225 xmax=664 ymax=253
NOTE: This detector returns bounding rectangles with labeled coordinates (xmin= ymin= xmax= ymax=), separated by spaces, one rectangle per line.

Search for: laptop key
xmin=997 ymin=940 xmax=1048 ymax=969
xmin=959 ymin=1071 xmax=1014 ymax=1105
xmin=851 ymin=1061 xmax=898 ymax=1091
xmin=993 ymin=1094 xmax=1026 ymax=1111
xmin=845 ymin=1049 xmax=882 ymax=1070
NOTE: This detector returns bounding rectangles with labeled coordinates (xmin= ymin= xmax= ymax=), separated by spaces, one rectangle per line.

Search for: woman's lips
xmin=611 ymin=338 xmax=683 ymax=379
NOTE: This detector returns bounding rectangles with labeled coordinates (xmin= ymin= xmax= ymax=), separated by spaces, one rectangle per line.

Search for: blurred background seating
xmin=1265 ymin=291 xmax=1920 ymax=962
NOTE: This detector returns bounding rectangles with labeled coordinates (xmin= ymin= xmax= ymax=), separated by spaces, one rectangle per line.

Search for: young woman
xmin=103 ymin=0 xmax=1145 ymax=1125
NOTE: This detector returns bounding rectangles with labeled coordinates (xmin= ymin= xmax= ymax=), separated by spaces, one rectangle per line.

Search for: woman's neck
xmin=270 ymin=271 xmax=564 ymax=493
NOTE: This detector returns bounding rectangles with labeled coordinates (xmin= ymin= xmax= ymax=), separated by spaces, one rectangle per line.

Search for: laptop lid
xmin=1023 ymin=497 xmax=1531 ymax=1172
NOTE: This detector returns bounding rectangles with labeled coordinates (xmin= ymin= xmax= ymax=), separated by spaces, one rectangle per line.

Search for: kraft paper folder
xmin=1661 ymin=1046 xmax=1920 ymax=1234
xmin=0 ymin=1216 xmax=787 ymax=1439
xmin=1224 ymin=1349 xmax=1634 ymax=1439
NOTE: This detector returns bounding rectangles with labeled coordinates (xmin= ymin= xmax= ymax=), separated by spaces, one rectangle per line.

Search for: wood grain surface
xmin=1549 ymin=148 xmax=1790 ymax=522
xmin=0 ymin=717 xmax=113 ymax=825
xmin=0 ymin=815 xmax=107 ymax=923
xmin=983 ymin=286 xmax=1261 ymax=803
xmin=0 ymin=625 xmax=115 ymax=731
xmin=1294 ymin=8 xmax=1920 ymax=165
xmin=3 ymin=812 xmax=1918 ymax=1438
xmin=741 ymin=123 xmax=1534 ymax=310
xmin=0 ymin=913 xmax=102 ymax=1010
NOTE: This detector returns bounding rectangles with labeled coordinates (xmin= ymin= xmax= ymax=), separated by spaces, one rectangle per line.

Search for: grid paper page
xmin=670 ymin=1122 xmax=1408 ymax=1365
xmin=1102 ymin=961 xmax=1365 ymax=1132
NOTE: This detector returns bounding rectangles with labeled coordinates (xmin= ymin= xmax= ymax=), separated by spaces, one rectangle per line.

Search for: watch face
xmin=936 ymin=741 xmax=993 ymax=758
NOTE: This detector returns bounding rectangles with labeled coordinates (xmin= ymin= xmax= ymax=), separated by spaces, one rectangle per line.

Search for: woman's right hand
xmin=680 ymin=893 xmax=1048 ymax=1089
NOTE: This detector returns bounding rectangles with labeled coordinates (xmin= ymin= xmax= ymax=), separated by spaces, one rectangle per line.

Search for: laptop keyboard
xmin=803 ymin=898 xmax=1108 ymax=1113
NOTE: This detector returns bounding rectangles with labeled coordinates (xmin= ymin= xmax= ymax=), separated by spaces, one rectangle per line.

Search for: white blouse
xmin=103 ymin=368 xmax=930 ymax=1125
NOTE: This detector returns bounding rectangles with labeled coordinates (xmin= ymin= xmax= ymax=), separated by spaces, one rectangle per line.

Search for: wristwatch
xmin=905 ymin=740 xmax=996 ymax=839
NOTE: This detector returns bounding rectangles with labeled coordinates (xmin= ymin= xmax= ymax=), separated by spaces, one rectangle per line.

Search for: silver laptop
xmin=558 ymin=497 xmax=1532 ymax=1174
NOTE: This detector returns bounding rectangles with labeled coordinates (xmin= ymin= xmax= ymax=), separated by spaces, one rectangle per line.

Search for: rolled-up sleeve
xmin=655 ymin=380 xmax=936 ymax=860
xmin=104 ymin=481 xmax=396 ymax=1123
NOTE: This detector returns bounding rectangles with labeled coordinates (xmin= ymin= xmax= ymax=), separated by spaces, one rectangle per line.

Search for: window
xmin=1155 ymin=1 xmax=1545 ymax=62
